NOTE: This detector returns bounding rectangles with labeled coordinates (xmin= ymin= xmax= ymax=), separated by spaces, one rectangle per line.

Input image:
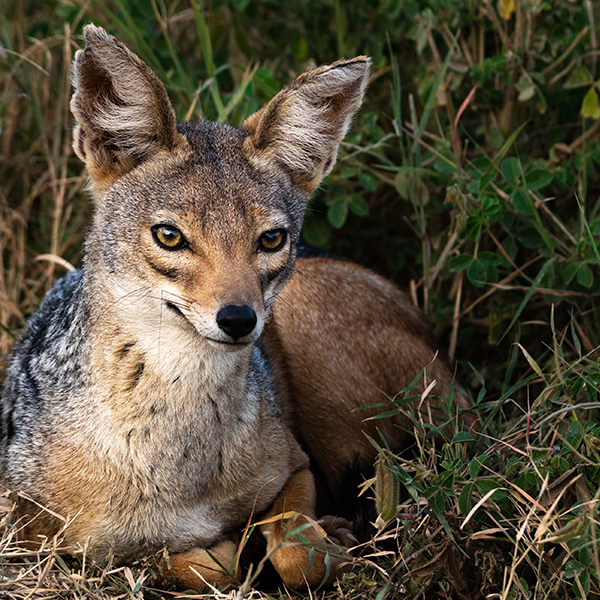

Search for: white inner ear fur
xmin=71 ymin=25 xmax=177 ymax=160
xmin=281 ymin=64 xmax=369 ymax=177
xmin=244 ymin=58 xmax=371 ymax=192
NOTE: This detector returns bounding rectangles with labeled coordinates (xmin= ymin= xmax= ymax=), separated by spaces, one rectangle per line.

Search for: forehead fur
xmin=97 ymin=119 xmax=306 ymax=233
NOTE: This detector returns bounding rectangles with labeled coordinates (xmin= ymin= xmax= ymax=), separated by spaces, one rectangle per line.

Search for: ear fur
xmin=71 ymin=25 xmax=185 ymax=192
xmin=242 ymin=57 xmax=370 ymax=194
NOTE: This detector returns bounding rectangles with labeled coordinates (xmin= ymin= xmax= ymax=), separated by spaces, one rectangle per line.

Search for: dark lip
xmin=165 ymin=301 xmax=186 ymax=317
xmin=206 ymin=338 xmax=252 ymax=347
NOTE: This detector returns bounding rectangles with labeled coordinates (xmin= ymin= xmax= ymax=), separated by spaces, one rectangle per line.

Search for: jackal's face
xmin=71 ymin=26 xmax=369 ymax=350
xmin=90 ymin=122 xmax=306 ymax=349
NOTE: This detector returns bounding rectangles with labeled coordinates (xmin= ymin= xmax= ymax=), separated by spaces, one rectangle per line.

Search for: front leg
xmin=260 ymin=468 xmax=353 ymax=589
xmin=157 ymin=540 xmax=237 ymax=591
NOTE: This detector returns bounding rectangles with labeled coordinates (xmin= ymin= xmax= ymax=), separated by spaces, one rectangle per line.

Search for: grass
xmin=1 ymin=0 xmax=600 ymax=598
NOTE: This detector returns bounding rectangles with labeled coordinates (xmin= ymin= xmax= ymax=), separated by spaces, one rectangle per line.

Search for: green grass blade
xmin=191 ymin=0 xmax=226 ymax=120
xmin=497 ymin=258 xmax=554 ymax=344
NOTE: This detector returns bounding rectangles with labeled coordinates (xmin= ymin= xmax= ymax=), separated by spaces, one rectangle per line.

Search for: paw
xmin=157 ymin=540 xmax=238 ymax=591
xmin=268 ymin=515 xmax=352 ymax=589
xmin=319 ymin=515 xmax=357 ymax=548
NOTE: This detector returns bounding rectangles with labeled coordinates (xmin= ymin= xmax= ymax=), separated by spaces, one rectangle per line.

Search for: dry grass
xmin=0 ymin=20 xmax=89 ymax=361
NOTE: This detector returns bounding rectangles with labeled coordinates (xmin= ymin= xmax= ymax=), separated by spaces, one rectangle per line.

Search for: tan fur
xmin=260 ymin=468 xmax=358 ymax=588
xmin=1 ymin=25 xmax=475 ymax=592
xmin=158 ymin=541 xmax=238 ymax=589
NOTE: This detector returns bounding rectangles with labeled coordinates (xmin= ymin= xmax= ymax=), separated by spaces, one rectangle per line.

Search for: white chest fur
xmin=58 ymin=304 xmax=300 ymax=558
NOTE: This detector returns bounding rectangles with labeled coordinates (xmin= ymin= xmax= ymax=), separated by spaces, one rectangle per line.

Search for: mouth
xmin=166 ymin=301 xmax=186 ymax=318
xmin=206 ymin=338 xmax=253 ymax=352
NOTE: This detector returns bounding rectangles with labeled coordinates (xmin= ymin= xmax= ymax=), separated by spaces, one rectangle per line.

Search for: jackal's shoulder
xmin=9 ymin=268 xmax=84 ymax=364
xmin=1 ymin=269 xmax=86 ymax=435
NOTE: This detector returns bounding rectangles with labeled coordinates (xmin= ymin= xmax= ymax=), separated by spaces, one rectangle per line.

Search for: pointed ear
xmin=71 ymin=25 xmax=186 ymax=192
xmin=242 ymin=57 xmax=370 ymax=194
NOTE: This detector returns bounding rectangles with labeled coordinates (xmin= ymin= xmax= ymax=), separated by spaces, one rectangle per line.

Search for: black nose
xmin=216 ymin=304 xmax=257 ymax=340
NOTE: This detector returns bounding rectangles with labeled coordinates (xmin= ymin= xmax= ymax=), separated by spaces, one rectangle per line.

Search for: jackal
xmin=0 ymin=25 xmax=474 ymax=590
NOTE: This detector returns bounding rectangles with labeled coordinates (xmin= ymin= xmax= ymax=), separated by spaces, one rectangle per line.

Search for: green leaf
xmin=565 ymin=559 xmax=585 ymax=579
xmin=349 ymin=194 xmax=369 ymax=216
xmin=493 ymin=121 xmax=527 ymax=168
xmin=302 ymin=215 xmax=331 ymax=246
xmin=536 ymin=89 xmax=548 ymax=114
xmin=478 ymin=251 xmax=503 ymax=267
xmin=519 ymin=227 xmax=543 ymax=248
xmin=475 ymin=478 xmax=503 ymax=495
xmin=458 ymin=483 xmax=473 ymax=515
xmin=513 ymin=189 xmax=534 ymax=216
xmin=469 ymin=456 xmax=487 ymax=478
xmin=430 ymin=489 xmax=446 ymax=513
xmin=434 ymin=157 xmax=458 ymax=174
xmin=466 ymin=216 xmax=483 ymax=241
xmin=578 ymin=569 xmax=591 ymax=598
xmin=437 ymin=470 xmax=455 ymax=489
xmin=516 ymin=78 xmax=536 ymax=102
xmin=467 ymin=259 xmax=487 ymax=287
xmin=230 ymin=0 xmax=252 ymax=8
xmin=519 ymin=86 xmax=536 ymax=102
xmin=395 ymin=172 xmax=410 ymax=199
xmin=359 ymin=173 xmax=378 ymax=192
xmin=468 ymin=156 xmax=493 ymax=175
xmin=482 ymin=195 xmax=504 ymax=221
xmin=502 ymin=237 xmax=517 ymax=262
xmin=567 ymin=65 xmax=593 ymax=88
xmin=525 ymin=168 xmax=553 ymax=191
xmin=577 ymin=263 xmax=594 ymax=288
xmin=452 ymin=432 xmax=475 ymax=443
xmin=501 ymin=156 xmax=521 ymax=187
xmin=449 ymin=254 xmax=473 ymax=272
xmin=478 ymin=171 xmax=496 ymax=192
xmin=563 ymin=261 xmax=579 ymax=285
xmin=568 ymin=420 xmax=584 ymax=437
xmin=327 ymin=200 xmax=348 ymax=229
xmin=581 ymin=86 xmax=600 ymax=119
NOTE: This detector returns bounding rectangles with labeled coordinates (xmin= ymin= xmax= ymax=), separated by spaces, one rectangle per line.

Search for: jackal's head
xmin=71 ymin=25 xmax=369 ymax=351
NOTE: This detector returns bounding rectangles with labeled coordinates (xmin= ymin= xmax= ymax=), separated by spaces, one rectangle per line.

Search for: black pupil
xmin=162 ymin=228 xmax=179 ymax=244
xmin=265 ymin=232 xmax=280 ymax=245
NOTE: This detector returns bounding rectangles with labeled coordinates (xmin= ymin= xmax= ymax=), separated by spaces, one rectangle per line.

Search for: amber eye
xmin=259 ymin=229 xmax=287 ymax=252
xmin=152 ymin=225 xmax=187 ymax=250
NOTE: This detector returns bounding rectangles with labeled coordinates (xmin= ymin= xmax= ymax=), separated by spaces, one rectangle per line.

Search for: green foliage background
xmin=1 ymin=0 xmax=600 ymax=598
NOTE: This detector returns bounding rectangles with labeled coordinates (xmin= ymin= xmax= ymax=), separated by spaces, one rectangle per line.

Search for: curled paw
xmin=319 ymin=515 xmax=357 ymax=548
xmin=267 ymin=514 xmax=352 ymax=588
